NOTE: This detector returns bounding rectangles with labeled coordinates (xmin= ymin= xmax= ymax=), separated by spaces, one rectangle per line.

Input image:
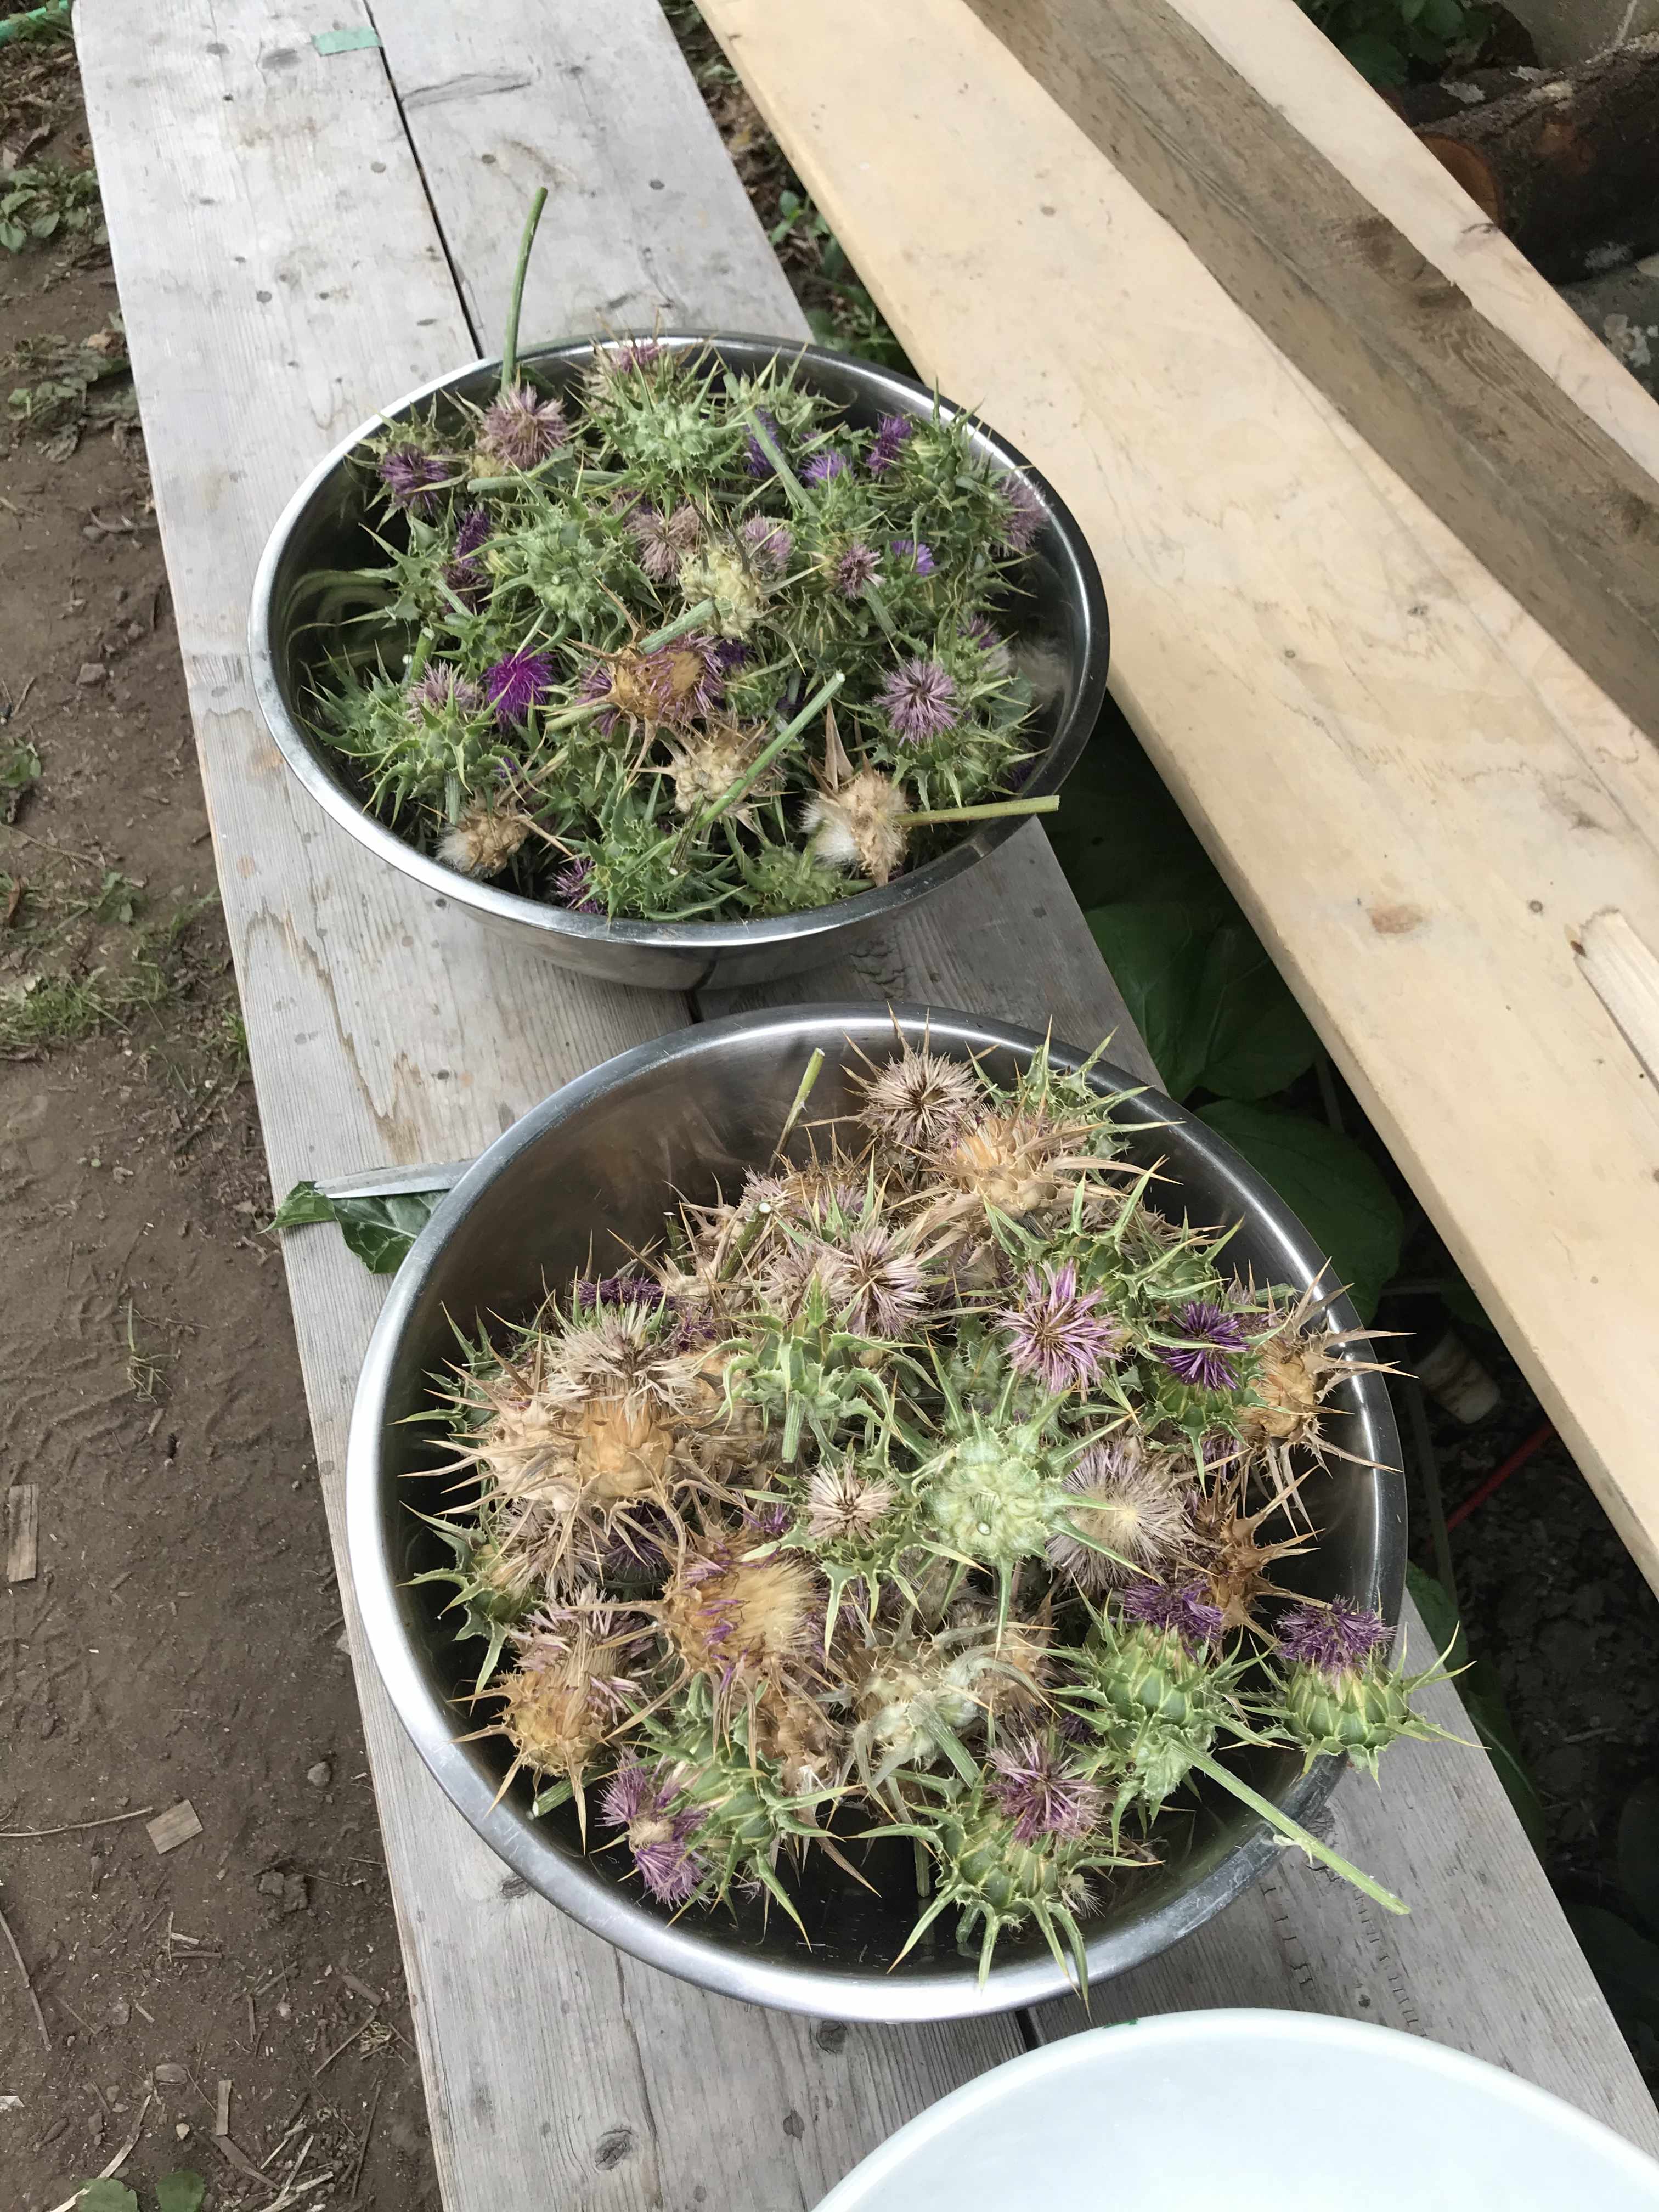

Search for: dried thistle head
xmin=1048 ymin=1440 xmax=1189 ymax=1593
xmin=816 ymin=1221 xmax=933 ymax=1338
xmin=486 ymin=1596 xmax=648 ymax=1820
xmin=802 ymin=1458 xmax=898 ymax=1545
xmin=754 ymin=1689 xmax=844 ymax=1795
xmin=1188 ymin=1468 xmax=1316 ymax=1635
xmin=658 ymin=1533 xmax=826 ymax=1703
xmin=437 ymin=800 xmax=531 ymax=879
xmin=663 ymin=720 xmax=780 ymax=826
xmin=855 ymin=1043 xmax=980 ymax=1152
xmin=1237 ymin=1284 xmax=1395 ymax=1459
xmin=802 ymin=767 xmax=909 ymax=887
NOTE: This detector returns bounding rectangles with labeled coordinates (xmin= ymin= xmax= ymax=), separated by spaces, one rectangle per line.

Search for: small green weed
xmin=768 ymin=190 xmax=911 ymax=373
xmin=0 ymin=894 xmax=220 ymax=1058
xmin=0 ymin=158 xmax=103 ymax=254
xmin=1 ymin=739 xmax=41 ymax=824
xmin=6 ymin=324 xmax=134 ymax=454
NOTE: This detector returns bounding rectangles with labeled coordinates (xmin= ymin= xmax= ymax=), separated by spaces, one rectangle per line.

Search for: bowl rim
xmin=247 ymin=332 xmax=1110 ymax=973
xmin=346 ymin=1004 xmax=1406 ymax=2020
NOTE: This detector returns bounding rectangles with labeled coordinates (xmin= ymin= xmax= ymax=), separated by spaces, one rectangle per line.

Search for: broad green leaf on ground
xmin=76 ymin=2186 xmax=139 ymax=2212
xmin=1195 ymin=1100 xmax=1404 ymax=1320
xmin=1084 ymin=905 xmax=1319 ymax=1105
xmin=1406 ymin=1565 xmax=1546 ymax=1853
xmin=268 ymin=1180 xmax=443 ymax=1273
xmin=155 ymin=2174 xmax=208 ymax=2212
xmin=1339 ymin=28 xmax=1408 ymax=78
xmin=1045 ymin=710 xmax=1227 ymax=915
xmin=1618 ymin=1778 xmax=1659 ymax=1940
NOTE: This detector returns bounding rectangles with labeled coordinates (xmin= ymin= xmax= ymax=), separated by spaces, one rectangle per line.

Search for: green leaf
xmin=1618 ymin=1779 xmax=1659 ymax=1939
xmin=76 ymin=2185 xmax=139 ymax=2212
xmin=1085 ymin=901 xmax=1213 ymax=1101
xmin=1404 ymin=1562 xmax=1465 ymax=1664
xmin=1418 ymin=0 xmax=1469 ymax=35
xmin=268 ymin=1179 xmax=338 ymax=1231
xmin=1195 ymin=1100 xmax=1404 ymax=1320
xmin=155 ymin=2176 xmax=208 ymax=2212
xmin=1339 ymin=30 xmax=1408 ymax=81
xmin=1046 ymin=714 xmax=1227 ymax=914
xmin=0 ymin=740 xmax=41 ymax=792
xmin=333 ymin=1190 xmax=442 ymax=1273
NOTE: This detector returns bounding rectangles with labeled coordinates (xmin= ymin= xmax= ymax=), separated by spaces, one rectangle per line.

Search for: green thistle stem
xmin=861 ymin=579 xmax=899 ymax=639
xmin=1187 ymin=1748 xmax=1409 ymax=1916
xmin=747 ymin=413 xmax=810 ymax=516
xmin=687 ymin=670 xmax=846 ymax=839
xmin=500 ymin=187 xmax=548 ymax=395
xmin=895 ymin=796 xmax=1059 ymax=827
xmin=775 ymin=1048 xmax=825 ymax=1154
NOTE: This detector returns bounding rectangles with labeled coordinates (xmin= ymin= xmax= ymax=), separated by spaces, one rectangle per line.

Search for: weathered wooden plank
xmin=698 ymin=0 xmax=1659 ymax=1598
xmin=961 ymin=0 xmax=1659 ymax=747
xmin=5 ymin=1483 xmax=38 ymax=1585
xmin=1032 ymin=1593 xmax=1659 ymax=2155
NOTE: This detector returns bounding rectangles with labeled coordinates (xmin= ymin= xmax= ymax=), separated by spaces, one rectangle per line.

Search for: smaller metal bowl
xmin=249 ymin=335 xmax=1109 ymax=992
xmin=348 ymin=1006 xmax=1406 ymax=2021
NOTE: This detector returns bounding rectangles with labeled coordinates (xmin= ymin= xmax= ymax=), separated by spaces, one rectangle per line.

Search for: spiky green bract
xmin=410 ymin=1511 xmax=537 ymax=1694
xmin=1274 ymin=1652 xmax=1456 ymax=1780
xmin=890 ymin=1774 xmax=1127 ymax=1989
xmin=630 ymin=1683 xmax=840 ymax=1930
xmin=302 ymin=348 xmax=1052 ymax=921
xmin=724 ymin=1274 xmax=902 ymax=1463
xmin=1059 ymin=1608 xmax=1253 ymax=1825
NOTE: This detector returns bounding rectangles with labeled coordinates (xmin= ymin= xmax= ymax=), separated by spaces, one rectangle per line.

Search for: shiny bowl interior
xmin=347 ymin=1007 xmax=1406 ymax=2020
xmin=250 ymin=336 xmax=1110 ymax=991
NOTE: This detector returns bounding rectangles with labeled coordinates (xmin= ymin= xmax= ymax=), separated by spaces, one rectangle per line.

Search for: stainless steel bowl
xmin=249 ymin=336 xmax=1109 ymax=991
xmin=348 ymin=1007 xmax=1406 ymax=2020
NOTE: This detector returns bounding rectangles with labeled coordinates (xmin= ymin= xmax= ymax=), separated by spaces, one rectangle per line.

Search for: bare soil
xmin=1 ymin=33 xmax=437 ymax=2210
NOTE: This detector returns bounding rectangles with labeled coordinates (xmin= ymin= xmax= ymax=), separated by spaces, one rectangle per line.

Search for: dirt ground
xmin=1 ymin=32 xmax=436 ymax=2211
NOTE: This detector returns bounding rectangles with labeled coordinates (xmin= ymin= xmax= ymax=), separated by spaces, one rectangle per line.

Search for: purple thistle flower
xmin=600 ymin=1763 xmax=708 ymax=1908
xmin=1277 ymin=1601 xmax=1392 ymax=1677
xmin=996 ymin=473 xmax=1044 ymax=555
xmin=865 ymin=412 xmax=913 ymax=475
xmin=443 ymin=505 xmax=492 ymax=603
xmin=818 ymin=1222 xmax=930 ymax=1338
xmin=834 ymin=541 xmax=881 ymax=597
xmin=988 ymin=1733 xmax=1103 ymax=1845
xmin=377 ymin=444 xmax=450 ymax=515
xmin=890 ymin=537 xmax=935 ymax=576
xmin=575 ymin=659 xmax=620 ymax=735
xmin=574 ymin=1274 xmax=667 ymax=1311
xmin=623 ymin=499 xmax=701 ymax=583
xmin=742 ymin=1500 xmax=794 ymax=1539
xmin=877 ymin=656 xmax=960 ymax=743
xmin=406 ymin=662 xmax=486 ymax=720
xmin=1120 ymin=1578 xmax=1224 ymax=1652
xmin=745 ymin=406 xmax=784 ymax=478
xmin=1158 ymin=1300 xmax=1248 ymax=1393
xmin=477 ymin=381 xmax=568 ymax=472
xmin=483 ymin=648 xmax=554 ymax=727
xmin=959 ymin=613 xmax=1011 ymax=672
xmin=710 ymin=639 xmax=748 ymax=676
xmin=740 ymin=514 xmax=793 ymax=577
xmin=997 ymin=1260 xmax=1126 ymax=1394
xmin=803 ymin=448 xmax=848 ymax=484
xmin=611 ymin=338 xmax=663 ymax=375
xmin=554 ymin=856 xmax=603 ymax=916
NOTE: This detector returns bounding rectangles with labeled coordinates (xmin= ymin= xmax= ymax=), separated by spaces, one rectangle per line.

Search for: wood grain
xmin=5 ymin=1484 xmax=38 ymax=1585
xmin=961 ymin=0 xmax=1659 ymax=745
xmin=699 ymin=0 xmax=1659 ymax=1597
xmin=1032 ymin=1594 xmax=1659 ymax=2154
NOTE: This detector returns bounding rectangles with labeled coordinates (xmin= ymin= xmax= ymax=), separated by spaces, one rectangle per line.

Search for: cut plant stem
xmin=1187 ymin=1747 xmax=1409 ymax=1915
xmin=775 ymin=1048 xmax=825 ymax=1154
xmin=500 ymin=187 xmax=549 ymax=394
xmin=688 ymin=670 xmax=846 ymax=838
xmin=895 ymin=795 xmax=1059 ymax=827
xmin=746 ymin=412 xmax=810 ymax=515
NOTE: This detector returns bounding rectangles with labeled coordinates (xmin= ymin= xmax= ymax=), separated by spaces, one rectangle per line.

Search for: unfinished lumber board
xmin=699 ymin=0 xmax=1659 ymax=1595
xmin=958 ymin=0 xmax=1659 ymax=747
xmin=1031 ymin=1593 xmax=1659 ymax=2154
xmin=5 ymin=1485 xmax=38 ymax=1584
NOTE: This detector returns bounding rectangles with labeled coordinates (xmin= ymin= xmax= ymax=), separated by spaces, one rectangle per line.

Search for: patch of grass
xmin=5 ymin=323 xmax=134 ymax=455
xmin=1 ymin=738 xmax=41 ymax=824
xmin=0 ymin=893 xmax=222 ymax=1059
xmin=0 ymin=157 xmax=102 ymax=254
xmin=123 ymin=1296 xmax=169 ymax=1402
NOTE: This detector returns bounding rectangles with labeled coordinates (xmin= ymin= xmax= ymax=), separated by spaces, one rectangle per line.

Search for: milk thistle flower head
xmin=997 ymin=1260 xmax=1125 ymax=1394
xmin=600 ymin=1762 xmax=707 ymax=1906
xmin=484 ymin=648 xmax=554 ymax=727
xmin=878 ymin=657 xmax=959 ymax=743
xmin=1277 ymin=1601 xmax=1391 ymax=1677
xmin=856 ymin=1045 xmax=981 ymax=1150
xmin=817 ymin=1221 xmax=931 ymax=1337
xmin=804 ymin=448 xmax=848 ymax=484
xmin=745 ymin=406 xmax=784 ymax=477
xmin=554 ymin=857 xmax=603 ymax=915
xmin=996 ymin=472 xmax=1044 ymax=554
xmin=834 ymin=541 xmax=881 ymax=597
xmin=959 ymin=613 xmax=1011 ymax=672
xmin=1159 ymin=1300 xmax=1246 ymax=1392
xmin=1049 ymin=1441 xmax=1188 ymax=1593
xmin=378 ymin=444 xmax=449 ymax=514
xmin=624 ymin=499 xmax=701 ymax=583
xmin=1119 ymin=1577 xmax=1224 ymax=1651
xmin=890 ymin=537 xmax=935 ymax=576
xmin=866 ymin=412 xmax=912 ymax=474
xmin=407 ymin=662 xmax=486 ymax=720
xmin=987 ymin=1732 xmax=1103 ymax=1844
xmin=740 ymin=515 xmax=793 ymax=577
xmin=444 ymin=506 xmax=492 ymax=602
xmin=803 ymin=1460 xmax=898 ymax=1544
xmin=478 ymin=381 xmax=569 ymax=471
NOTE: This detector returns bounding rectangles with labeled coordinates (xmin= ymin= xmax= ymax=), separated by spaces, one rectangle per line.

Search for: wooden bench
xmin=77 ymin=2 xmax=1658 ymax=2203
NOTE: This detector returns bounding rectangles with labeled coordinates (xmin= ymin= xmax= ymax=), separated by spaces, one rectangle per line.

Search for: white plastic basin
xmin=816 ymin=2010 xmax=1659 ymax=2212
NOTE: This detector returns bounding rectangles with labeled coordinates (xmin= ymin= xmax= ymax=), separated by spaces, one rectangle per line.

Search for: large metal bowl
xmin=348 ymin=1007 xmax=1406 ymax=2021
xmin=249 ymin=335 xmax=1109 ymax=991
